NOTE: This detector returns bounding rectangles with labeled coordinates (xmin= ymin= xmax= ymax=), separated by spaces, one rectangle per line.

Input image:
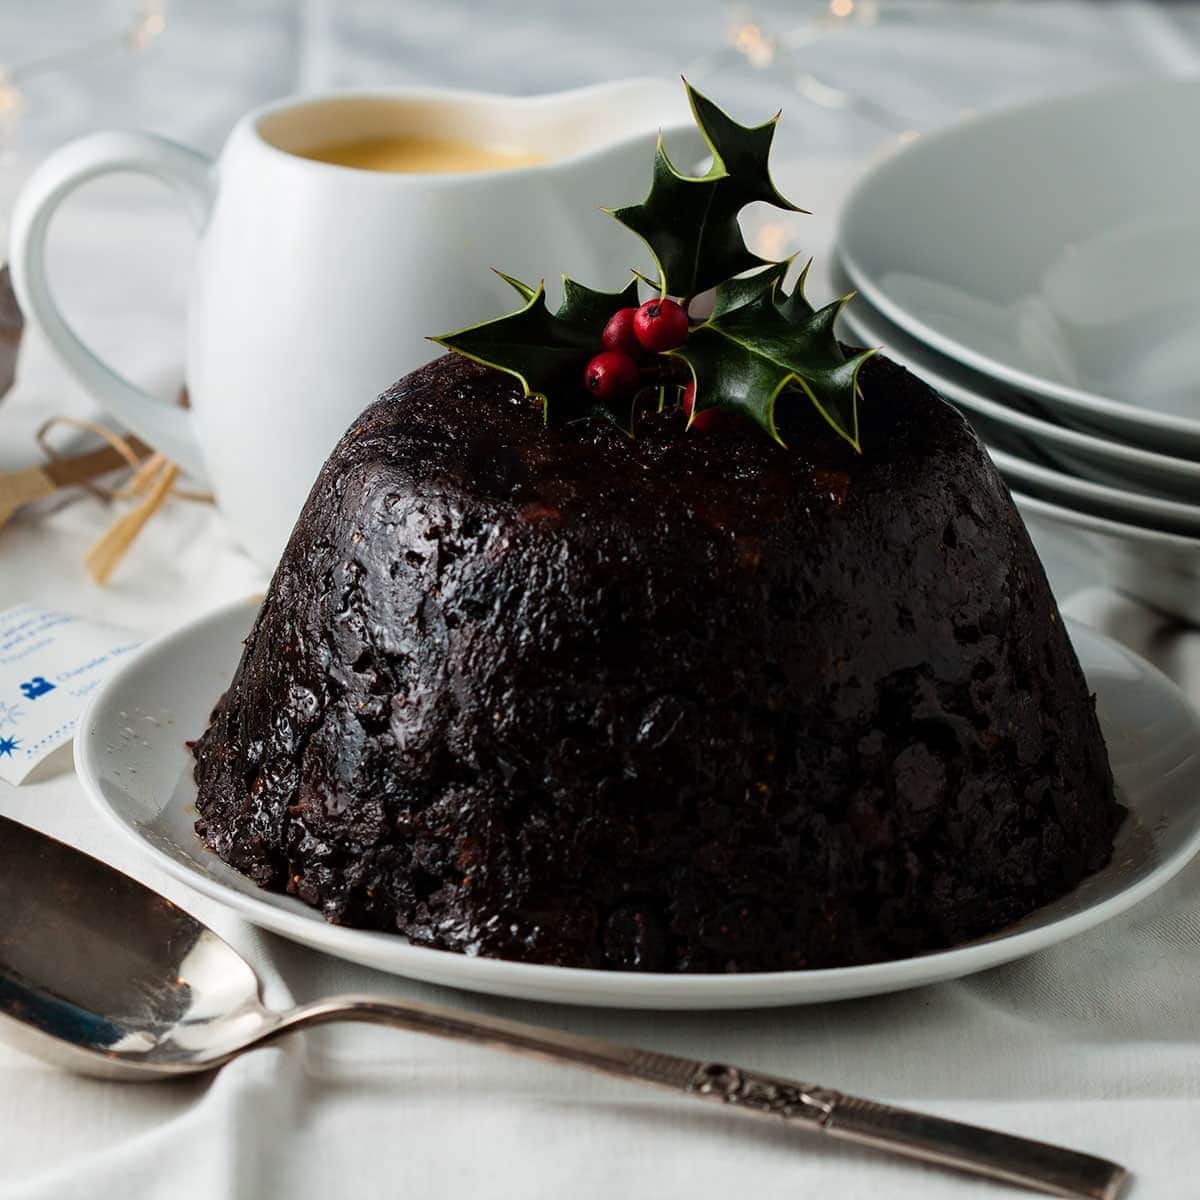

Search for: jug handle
xmin=9 ymin=131 xmax=213 ymax=476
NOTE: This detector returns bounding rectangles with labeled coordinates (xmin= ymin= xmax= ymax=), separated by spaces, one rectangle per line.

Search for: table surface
xmin=2 ymin=3 xmax=1200 ymax=1198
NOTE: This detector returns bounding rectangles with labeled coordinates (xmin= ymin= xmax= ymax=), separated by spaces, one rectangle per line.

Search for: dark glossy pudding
xmin=193 ymin=353 xmax=1121 ymax=972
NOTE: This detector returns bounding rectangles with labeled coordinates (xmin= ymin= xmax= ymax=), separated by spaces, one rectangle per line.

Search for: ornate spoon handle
xmin=271 ymin=994 xmax=1126 ymax=1200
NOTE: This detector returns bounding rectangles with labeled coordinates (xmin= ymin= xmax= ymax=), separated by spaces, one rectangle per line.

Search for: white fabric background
xmin=1 ymin=3 xmax=1199 ymax=1197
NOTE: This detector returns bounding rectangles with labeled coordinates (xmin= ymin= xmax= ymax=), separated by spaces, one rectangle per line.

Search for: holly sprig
xmin=431 ymin=79 xmax=875 ymax=451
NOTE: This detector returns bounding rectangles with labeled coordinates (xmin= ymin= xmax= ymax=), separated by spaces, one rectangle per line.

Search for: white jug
xmin=9 ymin=80 xmax=703 ymax=567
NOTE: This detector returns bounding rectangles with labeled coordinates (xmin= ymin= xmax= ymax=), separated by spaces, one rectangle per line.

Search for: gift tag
xmin=0 ymin=604 xmax=140 ymax=785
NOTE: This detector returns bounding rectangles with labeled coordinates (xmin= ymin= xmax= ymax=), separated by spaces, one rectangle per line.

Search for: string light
xmin=128 ymin=1 xmax=167 ymax=50
xmin=0 ymin=74 xmax=22 ymax=118
xmin=751 ymin=221 xmax=794 ymax=260
xmin=731 ymin=21 xmax=777 ymax=69
xmin=828 ymin=0 xmax=883 ymax=26
xmin=713 ymin=3 xmax=929 ymax=137
xmin=0 ymin=71 xmax=23 ymax=166
xmin=0 ymin=3 xmax=167 ymax=161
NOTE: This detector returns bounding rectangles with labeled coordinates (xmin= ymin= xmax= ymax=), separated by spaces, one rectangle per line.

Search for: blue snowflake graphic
xmin=0 ymin=701 xmax=23 ymax=731
xmin=0 ymin=735 xmax=20 ymax=758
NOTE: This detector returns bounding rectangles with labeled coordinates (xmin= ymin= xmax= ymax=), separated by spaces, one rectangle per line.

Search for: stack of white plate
xmin=834 ymin=78 xmax=1200 ymax=625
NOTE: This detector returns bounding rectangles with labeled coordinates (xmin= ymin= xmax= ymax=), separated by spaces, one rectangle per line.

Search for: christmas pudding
xmin=192 ymin=83 xmax=1121 ymax=972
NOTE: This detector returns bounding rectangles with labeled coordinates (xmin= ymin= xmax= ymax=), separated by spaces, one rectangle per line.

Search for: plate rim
xmin=75 ymin=598 xmax=1200 ymax=1009
xmin=1012 ymin=487 xmax=1200 ymax=549
xmin=839 ymin=296 xmax=1200 ymax=534
xmin=838 ymin=297 xmax=1200 ymax=490
xmin=984 ymin=445 xmax=1200 ymax=535
xmin=835 ymin=77 xmax=1200 ymax=447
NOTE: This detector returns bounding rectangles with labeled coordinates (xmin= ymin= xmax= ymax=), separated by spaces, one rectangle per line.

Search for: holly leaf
xmin=494 ymin=269 xmax=538 ymax=304
xmin=608 ymin=80 xmax=802 ymax=300
xmin=671 ymin=264 xmax=876 ymax=450
xmin=775 ymin=258 xmax=816 ymax=324
xmin=555 ymin=276 xmax=639 ymax=329
xmin=430 ymin=283 xmax=596 ymax=411
xmin=492 ymin=272 xmax=639 ymax=331
xmin=608 ymin=142 xmax=762 ymax=302
xmin=431 ymin=275 xmax=642 ymax=419
xmin=686 ymin=85 xmax=805 ymax=214
xmin=710 ymin=258 xmax=790 ymax=319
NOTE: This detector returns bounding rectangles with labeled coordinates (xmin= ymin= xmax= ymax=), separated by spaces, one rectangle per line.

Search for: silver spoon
xmin=0 ymin=815 xmax=1126 ymax=1199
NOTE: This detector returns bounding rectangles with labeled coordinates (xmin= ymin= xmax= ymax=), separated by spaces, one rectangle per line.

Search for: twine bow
xmin=34 ymin=416 xmax=211 ymax=584
xmin=0 ymin=268 xmax=208 ymax=583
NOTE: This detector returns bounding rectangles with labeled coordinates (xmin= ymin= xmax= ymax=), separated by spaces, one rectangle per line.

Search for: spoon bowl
xmin=0 ymin=815 xmax=272 ymax=1079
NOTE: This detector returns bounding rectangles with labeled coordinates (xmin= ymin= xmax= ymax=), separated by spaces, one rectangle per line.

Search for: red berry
xmin=584 ymin=350 xmax=639 ymax=399
xmin=633 ymin=297 xmax=689 ymax=352
xmin=601 ymin=307 xmax=641 ymax=355
xmin=682 ymin=380 xmax=731 ymax=433
xmin=691 ymin=408 xmax=726 ymax=433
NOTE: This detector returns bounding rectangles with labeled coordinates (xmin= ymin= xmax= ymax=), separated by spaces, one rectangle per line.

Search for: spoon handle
xmin=271 ymin=994 xmax=1125 ymax=1200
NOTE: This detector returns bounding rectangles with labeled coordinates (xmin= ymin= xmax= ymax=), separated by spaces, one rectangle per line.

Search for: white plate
xmin=988 ymin=444 xmax=1200 ymax=538
xmin=837 ymin=78 xmax=1200 ymax=455
xmin=75 ymin=599 xmax=1200 ymax=1010
xmin=1013 ymin=490 xmax=1200 ymax=627
xmin=837 ymin=295 xmax=1200 ymax=502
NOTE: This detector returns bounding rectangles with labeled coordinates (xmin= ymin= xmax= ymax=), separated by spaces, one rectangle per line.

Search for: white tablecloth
xmin=2 ymin=3 xmax=1200 ymax=1197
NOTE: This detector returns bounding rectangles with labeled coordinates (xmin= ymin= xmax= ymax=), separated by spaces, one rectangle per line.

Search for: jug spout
xmin=514 ymin=78 xmax=711 ymax=294
xmin=514 ymin=76 xmax=697 ymax=162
